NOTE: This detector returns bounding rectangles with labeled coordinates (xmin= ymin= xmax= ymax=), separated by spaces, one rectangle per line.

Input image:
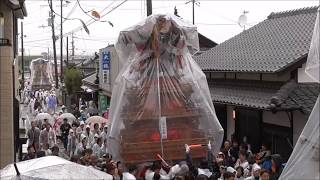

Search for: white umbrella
xmin=86 ymin=116 xmax=108 ymax=125
xmin=35 ymin=113 xmax=53 ymax=125
xmin=0 ymin=156 xmax=113 ymax=180
xmin=59 ymin=113 xmax=76 ymax=122
xmin=86 ymin=116 xmax=108 ymax=130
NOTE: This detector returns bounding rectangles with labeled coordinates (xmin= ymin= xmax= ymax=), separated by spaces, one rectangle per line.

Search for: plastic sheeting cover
xmin=107 ymin=14 xmax=224 ymax=162
xmin=29 ymin=58 xmax=54 ymax=88
xmin=0 ymin=156 xmax=113 ymax=180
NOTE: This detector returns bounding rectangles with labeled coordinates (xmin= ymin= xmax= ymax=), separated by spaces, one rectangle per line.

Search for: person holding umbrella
xmin=60 ymin=118 xmax=71 ymax=151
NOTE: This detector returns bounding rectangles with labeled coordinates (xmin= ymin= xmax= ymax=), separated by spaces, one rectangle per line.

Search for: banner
xmin=102 ymin=51 xmax=111 ymax=85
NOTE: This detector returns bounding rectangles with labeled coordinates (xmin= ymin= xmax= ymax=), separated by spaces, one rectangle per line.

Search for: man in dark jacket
xmin=60 ymin=118 xmax=71 ymax=150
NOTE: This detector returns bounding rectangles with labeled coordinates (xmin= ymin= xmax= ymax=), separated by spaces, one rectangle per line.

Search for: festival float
xmin=107 ymin=14 xmax=224 ymax=164
xmin=29 ymin=58 xmax=53 ymax=90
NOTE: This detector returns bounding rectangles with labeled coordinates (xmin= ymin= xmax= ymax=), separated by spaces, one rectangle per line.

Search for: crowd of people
xmin=21 ymin=87 xmax=284 ymax=180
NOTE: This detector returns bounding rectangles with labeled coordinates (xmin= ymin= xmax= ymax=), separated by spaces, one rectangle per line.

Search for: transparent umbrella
xmin=58 ymin=113 xmax=76 ymax=123
xmin=0 ymin=156 xmax=113 ymax=180
xmin=35 ymin=113 xmax=54 ymax=125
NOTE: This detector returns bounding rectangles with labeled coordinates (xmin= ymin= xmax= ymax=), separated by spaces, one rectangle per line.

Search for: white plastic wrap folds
xmin=279 ymin=7 xmax=320 ymax=180
xmin=107 ymin=14 xmax=224 ymax=161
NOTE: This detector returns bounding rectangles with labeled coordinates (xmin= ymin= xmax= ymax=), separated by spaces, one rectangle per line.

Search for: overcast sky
xmin=21 ymin=0 xmax=319 ymax=56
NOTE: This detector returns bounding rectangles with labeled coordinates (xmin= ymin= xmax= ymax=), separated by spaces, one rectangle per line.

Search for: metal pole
xmin=50 ymin=0 xmax=59 ymax=88
xmin=147 ymin=0 xmax=152 ymax=16
xmin=192 ymin=0 xmax=195 ymax=24
xmin=21 ymin=21 xmax=24 ymax=89
xmin=66 ymin=36 xmax=69 ymax=66
xmin=60 ymin=0 xmax=63 ymax=82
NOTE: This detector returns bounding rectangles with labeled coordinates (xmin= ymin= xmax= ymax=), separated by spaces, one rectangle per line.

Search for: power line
xmin=62 ymin=0 xmax=127 ymax=37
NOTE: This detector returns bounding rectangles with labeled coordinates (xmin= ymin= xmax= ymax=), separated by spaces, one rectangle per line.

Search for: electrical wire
xmin=62 ymin=0 xmax=128 ymax=37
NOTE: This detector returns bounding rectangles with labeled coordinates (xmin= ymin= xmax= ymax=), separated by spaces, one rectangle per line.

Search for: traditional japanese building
xmin=194 ymin=6 xmax=320 ymax=160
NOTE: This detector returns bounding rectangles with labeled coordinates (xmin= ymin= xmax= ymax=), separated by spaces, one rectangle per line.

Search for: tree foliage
xmin=64 ymin=68 xmax=82 ymax=95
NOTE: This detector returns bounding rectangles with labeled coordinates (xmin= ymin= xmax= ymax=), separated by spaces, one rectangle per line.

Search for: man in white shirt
xmin=100 ymin=125 xmax=108 ymax=142
xmin=82 ymin=125 xmax=94 ymax=148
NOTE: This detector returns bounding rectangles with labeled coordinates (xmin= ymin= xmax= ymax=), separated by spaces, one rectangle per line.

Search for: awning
xmin=209 ymin=79 xmax=319 ymax=113
xmin=82 ymin=73 xmax=98 ymax=91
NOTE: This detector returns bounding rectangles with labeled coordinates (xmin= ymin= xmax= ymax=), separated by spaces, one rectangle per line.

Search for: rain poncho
xmin=107 ymin=14 xmax=224 ymax=162
xmin=279 ymin=7 xmax=320 ymax=180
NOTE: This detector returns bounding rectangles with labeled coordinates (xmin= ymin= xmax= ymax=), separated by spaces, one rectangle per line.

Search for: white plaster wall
xmin=236 ymin=73 xmax=260 ymax=80
xmin=298 ymin=63 xmax=317 ymax=83
xmin=226 ymin=105 xmax=235 ymax=140
xmin=263 ymin=111 xmax=290 ymax=127
xmin=293 ymin=111 xmax=308 ymax=145
xmin=262 ymin=72 xmax=291 ymax=82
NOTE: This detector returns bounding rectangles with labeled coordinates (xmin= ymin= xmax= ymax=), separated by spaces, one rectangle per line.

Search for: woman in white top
xmin=92 ymin=137 xmax=103 ymax=158
xmin=234 ymin=149 xmax=250 ymax=177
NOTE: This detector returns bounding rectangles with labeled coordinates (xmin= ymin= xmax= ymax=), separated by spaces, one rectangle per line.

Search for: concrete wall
xmin=298 ymin=63 xmax=317 ymax=83
xmin=236 ymin=73 xmax=260 ymax=80
xmin=263 ymin=111 xmax=308 ymax=146
xmin=0 ymin=2 xmax=14 ymax=168
xmin=263 ymin=111 xmax=290 ymax=127
xmin=261 ymin=72 xmax=291 ymax=82
xmin=292 ymin=111 xmax=308 ymax=145
xmin=208 ymin=71 xmax=291 ymax=82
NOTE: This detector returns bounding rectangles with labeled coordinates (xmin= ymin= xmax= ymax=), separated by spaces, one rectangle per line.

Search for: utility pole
xmin=60 ymin=0 xmax=63 ymax=82
xmin=186 ymin=0 xmax=199 ymax=25
xmin=21 ymin=21 xmax=24 ymax=89
xmin=192 ymin=0 xmax=194 ymax=24
xmin=50 ymin=0 xmax=59 ymax=88
xmin=66 ymin=36 xmax=69 ymax=66
xmin=146 ymin=0 xmax=152 ymax=16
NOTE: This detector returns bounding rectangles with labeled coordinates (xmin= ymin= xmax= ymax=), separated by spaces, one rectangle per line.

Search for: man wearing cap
xmin=60 ymin=118 xmax=71 ymax=151
xmin=61 ymin=105 xmax=67 ymax=113
xmin=100 ymin=124 xmax=108 ymax=143
xmin=67 ymin=129 xmax=77 ymax=157
xmin=82 ymin=125 xmax=94 ymax=148
xmin=245 ymin=163 xmax=261 ymax=180
xmin=76 ymin=121 xmax=85 ymax=141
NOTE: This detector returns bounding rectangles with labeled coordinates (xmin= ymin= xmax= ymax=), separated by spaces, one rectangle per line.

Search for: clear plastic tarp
xmin=305 ymin=7 xmax=320 ymax=83
xmin=0 ymin=156 xmax=113 ymax=180
xmin=107 ymin=14 xmax=224 ymax=163
xmin=29 ymin=58 xmax=54 ymax=90
xmin=280 ymin=7 xmax=320 ymax=180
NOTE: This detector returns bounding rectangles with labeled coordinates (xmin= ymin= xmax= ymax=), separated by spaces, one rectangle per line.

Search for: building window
xmin=0 ymin=12 xmax=3 ymax=38
xmin=0 ymin=12 xmax=10 ymax=46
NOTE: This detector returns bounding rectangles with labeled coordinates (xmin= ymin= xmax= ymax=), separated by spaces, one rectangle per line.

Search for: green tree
xmin=64 ymin=68 xmax=82 ymax=105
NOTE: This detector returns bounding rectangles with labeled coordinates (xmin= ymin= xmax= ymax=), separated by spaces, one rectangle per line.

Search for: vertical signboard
xmin=102 ymin=51 xmax=111 ymax=85
xmin=159 ymin=116 xmax=167 ymax=139
xmin=99 ymin=92 xmax=109 ymax=115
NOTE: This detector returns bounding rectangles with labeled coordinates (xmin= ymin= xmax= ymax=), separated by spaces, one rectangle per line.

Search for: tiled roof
xmin=195 ymin=6 xmax=318 ymax=73
xmin=278 ymin=83 xmax=320 ymax=113
xmin=209 ymin=79 xmax=283 ymax=109
xmin=209 ymin=79 xmax=320 ymax=112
